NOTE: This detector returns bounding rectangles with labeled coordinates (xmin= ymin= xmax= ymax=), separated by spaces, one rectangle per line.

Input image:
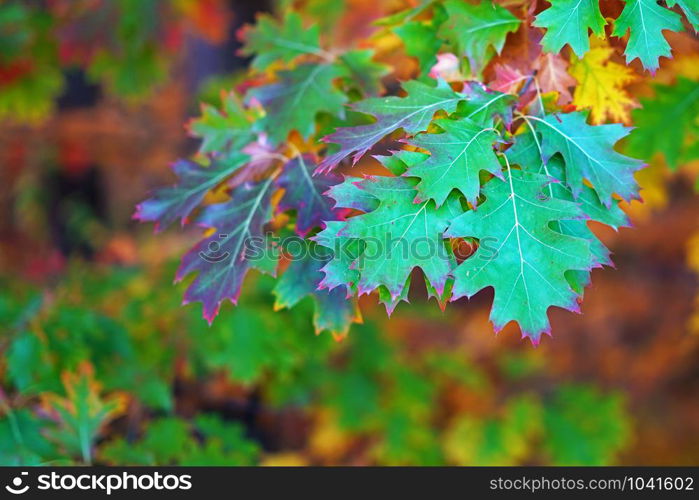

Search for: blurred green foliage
xmin=100 ymin=415 xmax=260 ymax=466
xmin=0 ymin=259 xmax=632 ymax=465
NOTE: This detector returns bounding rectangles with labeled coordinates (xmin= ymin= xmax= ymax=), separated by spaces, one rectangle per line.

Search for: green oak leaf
xmin=439 ymin=0 xmax=520 ymax=73
xmin=612 ymin=0 xmax=684 ymax=72
xmin=508 ymin=125 xmax=631 ymax=233
xmin=627 ymin=78 xmax=699 ymax=168
xmin=329 ymin=176 xmax=461 ymax=299
xmin=394 ymin=20 xmax=441 ymax=74
xmin=248 ymin=63 xmax=347 ymax=146
xmin=324 ymin=176 xmax=379 ymax=213
xmin=508 ymin=130 xmax=630 ymax=293
xmin=667 ymin=0 xmax=699 ymax=31
xmin=337 ymin=49 xmax=390 ymax=96
xmin=42 ymin=367 xmax=124 ymax=464
xmin=187 ymin=92 xmax=255 ymax=155
xmin=377 ymin=275 xmax=454 ymax=316
xmin=376 ymin=0 xmax=447 ymax=77
xmin=374 ymin=149 xmax=430 ymax=176
xmin=318 ymin=79 xmax=464 ymax=172
xmin=445 ymin=169 xmax=593 ymax=343
xmin=240 ymin=11 xmax=322 ymax=70
xmin=378 ymin=276 xmax=412 ymax=315
xmin=273 ymin=240 xmax=361 ymax=337
xmin=533 ymin=0 xmax=606 ymax=57
xmin=313 ymin=220 xmax=363 ymax=294
xmin=526 ymin=111 xmax=643 ymax=205
xmin=406 ymin=117 xmax=502 ymax=207
xmin=176 ymin=179 xmax=275 ymax=323
xmin=425 ymin=275 xmax=454 ymax=311
xmin=555 ymin=224 xmax=608 ymax=294
xmin=456 ymin=83 xmax=516 ymax=126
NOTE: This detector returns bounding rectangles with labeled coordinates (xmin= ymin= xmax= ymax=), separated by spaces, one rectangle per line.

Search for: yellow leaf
xmin=570 ymin=42 xmax=638 ymax=124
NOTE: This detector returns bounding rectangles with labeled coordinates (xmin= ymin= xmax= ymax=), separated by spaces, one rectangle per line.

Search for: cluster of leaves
xmin=137 ymin=0 xmax=699 ymax=342
xmin=0 ymin=262 xmax=631 ymax=465
xmin=0 ymin=0 xmax=230 ymax=122
xmin=534 ymin=0 xmax=696 ymax=73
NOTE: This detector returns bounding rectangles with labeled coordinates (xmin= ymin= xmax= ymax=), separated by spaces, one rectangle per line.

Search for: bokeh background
xmin=0 ymin=0 xmax=698 ymax=466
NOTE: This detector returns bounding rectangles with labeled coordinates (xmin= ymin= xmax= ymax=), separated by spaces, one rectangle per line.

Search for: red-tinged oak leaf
xmin=317 ymin=79 xmax=464 ymax=173
xmin=534 ymin=53 xmax=576 ymax=105
xmin=176 ymin=179 xmax=275 ymax=323
xmin=276 ymin=154 xmax=341 ymax=237
xmin=428 ymin=53 xmax=464 ymax=82
xmin=490 ymin=64 xmax=526 ymax=95
xmin=229 ymin=138 xmax=278 ymax=187
xmin=134 ymin=155 xmax=248 ymax=232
